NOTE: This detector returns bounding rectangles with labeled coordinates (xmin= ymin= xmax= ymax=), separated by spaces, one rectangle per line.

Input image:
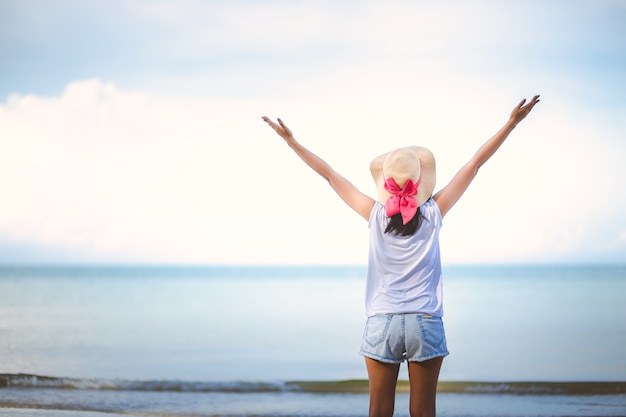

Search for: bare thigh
xmin=407 ymin=356 xmax=444 ymax=417
xmin=365 ymin=357 xmax=400 ymax=417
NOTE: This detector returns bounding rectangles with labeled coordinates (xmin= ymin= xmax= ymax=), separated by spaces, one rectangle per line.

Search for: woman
xmin=262 ymin=95 xmax=540 ymax=417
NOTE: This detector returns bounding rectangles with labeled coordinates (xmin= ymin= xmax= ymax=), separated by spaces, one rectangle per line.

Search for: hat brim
xmin=370 ymin=146 xmax=436 ymax=207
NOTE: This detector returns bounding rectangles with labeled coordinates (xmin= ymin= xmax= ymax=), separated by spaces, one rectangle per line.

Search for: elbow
xmin=465 ymin=161 xmax=481 ymax=177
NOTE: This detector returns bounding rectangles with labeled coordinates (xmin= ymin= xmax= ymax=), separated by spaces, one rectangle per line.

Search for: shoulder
xmin=369 ymin=201 xmax=385 ymax=219
xmin=368 ymin=201 xmax=389 ymax=228
xmin=421 ymin=198 xmax=442 ymax=222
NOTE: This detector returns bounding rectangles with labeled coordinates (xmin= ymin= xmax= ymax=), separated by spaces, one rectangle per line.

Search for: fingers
xmin=523 ymin=95 xmax=540 ymax=113
xmin=261 ymin=116 xmax=283 ymax=127
xmin=277 ymin=118 xmax=291 ymax=133
xmin=526 ymin=95 xmax=540 ymax=106
xmin=530 ymin=94 xmax=540 ymax=108
xmin=261 ymin=116 xmax=280 ymax=131
xmin=262 ymin=116 xmax=292 ymax=139
xmin=261 ymin=116 xmax=273 ymax=127
xmin=262 ymin=116 xmax=277 ymax=126
xmin=510 ymin=95 xmax=540 ymax=122
xmin=518 ymin=94 xmax=541 ymax=112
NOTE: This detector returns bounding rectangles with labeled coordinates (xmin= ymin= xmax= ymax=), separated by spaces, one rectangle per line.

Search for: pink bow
xmin=384 ymin=176 xmax=421 ymax=225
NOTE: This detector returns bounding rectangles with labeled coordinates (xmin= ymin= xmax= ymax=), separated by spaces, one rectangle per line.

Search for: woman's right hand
xmin=262 ymin=116 xmax=294 ymax=142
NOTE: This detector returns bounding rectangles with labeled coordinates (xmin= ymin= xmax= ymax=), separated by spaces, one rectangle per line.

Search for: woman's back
xmin=366 ymin=199 xmax=443 ymax=317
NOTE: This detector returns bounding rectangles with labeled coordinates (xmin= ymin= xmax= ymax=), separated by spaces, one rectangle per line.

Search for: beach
xmin=1 ymin=383 xmax=625 ymax=417
xmin=1 ymin=377 xmax=625 ymax=417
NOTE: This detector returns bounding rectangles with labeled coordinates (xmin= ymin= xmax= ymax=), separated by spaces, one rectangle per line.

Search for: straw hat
xmin=370 ymin=146 xmax=436 ymax=208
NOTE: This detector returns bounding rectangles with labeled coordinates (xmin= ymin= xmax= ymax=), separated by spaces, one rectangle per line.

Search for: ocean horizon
xmin=1 ymin=263 xmax=625 ymax=416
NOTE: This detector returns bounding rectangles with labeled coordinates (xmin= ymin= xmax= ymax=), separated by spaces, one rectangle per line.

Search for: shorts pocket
xmin=364 ymin=315 xmax=392 ymax=348
xmin=417 ymin=315 xmax=446 ymax=349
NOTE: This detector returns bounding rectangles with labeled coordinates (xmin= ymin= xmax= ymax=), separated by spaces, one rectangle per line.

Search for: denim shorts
xmin=359 ymin=313 xmax=449 ymax=363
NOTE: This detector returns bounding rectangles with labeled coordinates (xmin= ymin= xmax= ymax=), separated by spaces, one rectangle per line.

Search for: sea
xmin=0 ymin=264 xmax=625 ymax=417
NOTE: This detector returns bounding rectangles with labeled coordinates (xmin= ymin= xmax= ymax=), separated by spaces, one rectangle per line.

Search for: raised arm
xmin=262 ymin=116 xmax=375 ymax=221
xmin=433 ymin=95 xmax=540 ymax=218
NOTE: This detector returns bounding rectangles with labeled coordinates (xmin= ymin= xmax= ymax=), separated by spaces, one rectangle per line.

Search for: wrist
xmin=285 ymin=136 xmax=298 ymax=148
xmin=505 ymin=118 xmax=519 ymax=130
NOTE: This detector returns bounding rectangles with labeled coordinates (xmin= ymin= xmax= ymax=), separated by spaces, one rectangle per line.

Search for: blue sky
xmin=0 ymin=0 xmax=625 ymax=264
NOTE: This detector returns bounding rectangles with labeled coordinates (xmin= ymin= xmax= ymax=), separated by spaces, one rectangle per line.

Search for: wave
xmin=1 ymin=374 xmax=625 ymax=395
xmin=0 ymin=373 xmax=295 ymax=393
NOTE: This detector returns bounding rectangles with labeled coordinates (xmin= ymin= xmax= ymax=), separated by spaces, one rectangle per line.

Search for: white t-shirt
xmin=365 ymin=198 xmax=444 ymax=317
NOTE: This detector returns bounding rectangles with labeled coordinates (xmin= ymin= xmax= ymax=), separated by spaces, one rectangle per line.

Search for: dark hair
xmin=384 ymin=207 xmax=425 ymax=236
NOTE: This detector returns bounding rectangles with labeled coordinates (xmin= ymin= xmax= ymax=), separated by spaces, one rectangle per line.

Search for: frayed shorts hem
xmin=359 ymin=349 xmax=449 ymax=364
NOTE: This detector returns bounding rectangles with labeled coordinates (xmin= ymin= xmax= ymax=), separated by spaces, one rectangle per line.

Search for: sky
xmin=0 ymin=0 xmax=625 ymax=265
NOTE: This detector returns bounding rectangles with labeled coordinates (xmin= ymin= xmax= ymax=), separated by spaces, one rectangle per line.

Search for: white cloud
xmin=0 ymin=0 xmax=624 ymax=264
xmin=1 ymin=75 xmax=624 ymax=264
xmin=0 ymin=78 xmax=375 ymax=263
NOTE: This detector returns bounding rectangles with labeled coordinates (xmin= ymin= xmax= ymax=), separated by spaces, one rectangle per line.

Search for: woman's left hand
xmin=509 ymin=95 xmax=540 ymax=125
